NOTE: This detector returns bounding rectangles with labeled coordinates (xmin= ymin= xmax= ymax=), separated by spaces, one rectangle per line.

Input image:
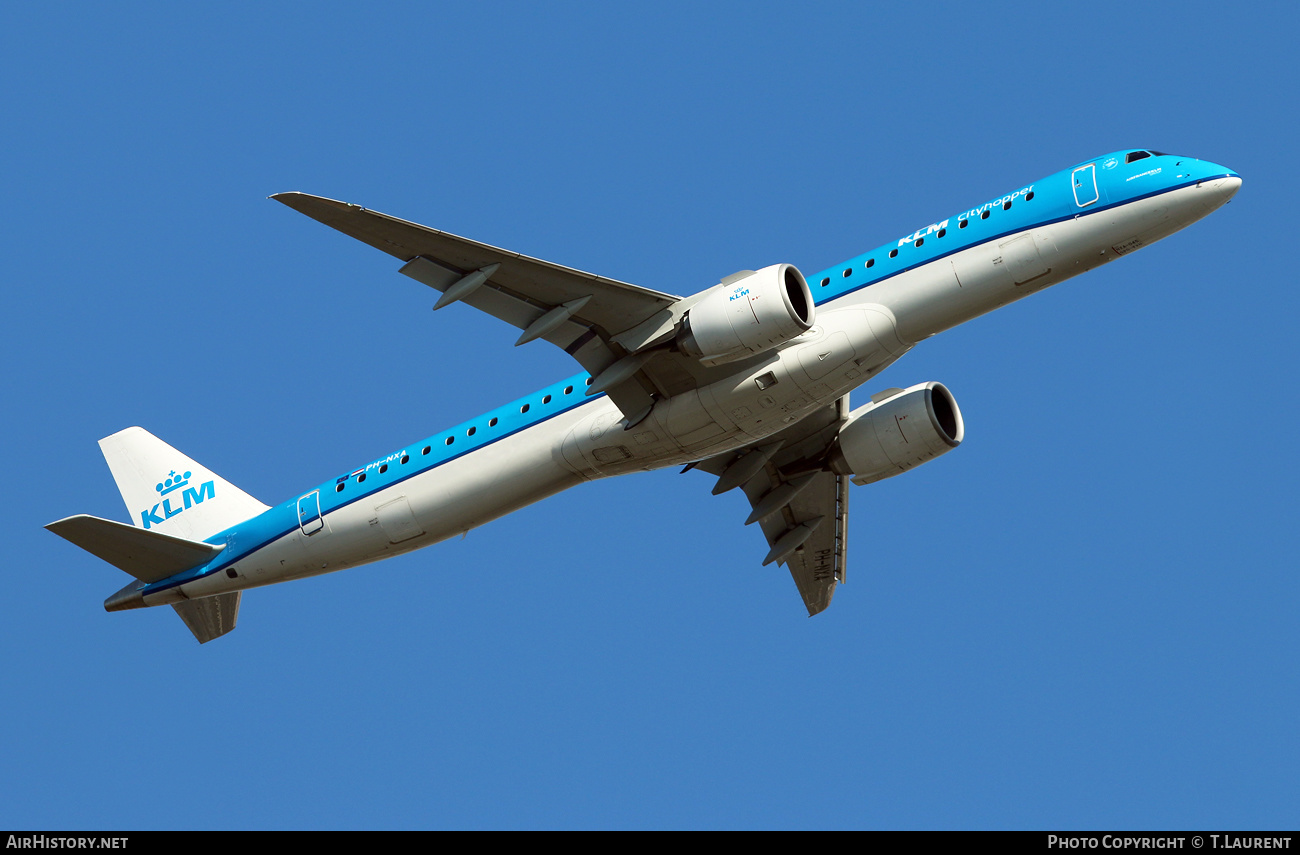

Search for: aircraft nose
xmin=1213 ymin=174 xmax=1242 ymax=200
xmin=1196 ymin=169 xmax=1240 ymax=213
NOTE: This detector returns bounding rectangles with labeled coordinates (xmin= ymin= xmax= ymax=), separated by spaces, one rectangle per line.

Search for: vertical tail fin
xmin=99 ymin=427 xmax=269 ymax=541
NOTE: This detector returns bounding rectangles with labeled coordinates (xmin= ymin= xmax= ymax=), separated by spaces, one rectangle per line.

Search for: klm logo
xmin=140 ymin=470 xmax=216 ymax=529
xmin=898 ymin=219 xmax=950 ymax=247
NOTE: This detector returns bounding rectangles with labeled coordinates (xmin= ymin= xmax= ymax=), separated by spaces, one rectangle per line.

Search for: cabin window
xmin=379 ymin=464 xmax=388 ymax=474
xmin=467 ymin=426 xmax=476 ymax=437
xmin=564 ymin=386 xmax=573 ymax=395
xmin=358 ymin=473 xmax=366 ymax=483
xmin=937 ymin=228 xmax=946 ymax=238
xmin=1025 ymin=191 xmax=1035 ymax=201
xmin=914 ymin=238 xmax=923 ymax=247
xmin=336 ymin=483 xmax=345 ymax=493
xmin=842 ymin=268 xmax=851 ymax=278
xmin=445 ymin=436 xmax=454 ymax=445
xmin=889 ymin=249 xmax=898 ymax=258
xmin=1126 ymin=151 xmax=1151 ymax=163
xmin=585 ymin=377 xmax=593 ymax=386
xmin=543 ymin=394 xmax=552 ymax=404
xmin=489 ymin=417 xmax=499 ymax=427
xmin=400 ymin=454 xmax=409 ymax=464
xmin=520 ymin=404 xmax=530 ymax=414
xmin=959 ymin=219 xmax=968 ymax=228
xmin=422 ymin=446 xmax=431 ymax=455
xmin=980 ymin=210 xmax=990 ymax=220
xmin=866 ymin=258 xmax=874 ymax=268
xmin=820 ymin=277 xmax=829 ymax=287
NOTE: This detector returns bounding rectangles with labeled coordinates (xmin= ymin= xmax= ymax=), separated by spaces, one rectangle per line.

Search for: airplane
xmin=47 ymin=150 xmax=1240 ymax=643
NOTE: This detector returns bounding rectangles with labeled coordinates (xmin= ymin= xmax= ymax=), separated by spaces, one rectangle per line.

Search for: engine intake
xmin=829 ymin=382 xmax=964 ymax=485
xmin=677 ymin=264 xmax=814 ymax=367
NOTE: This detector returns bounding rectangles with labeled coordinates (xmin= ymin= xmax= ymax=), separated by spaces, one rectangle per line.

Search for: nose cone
xmin=1201 ymin=172 xmax=1241 ymax=213
xmin=1214 ymin=174 xmax=1242 ymax=200
xmin=1158 ymin=159 xmax=1240 ymax=229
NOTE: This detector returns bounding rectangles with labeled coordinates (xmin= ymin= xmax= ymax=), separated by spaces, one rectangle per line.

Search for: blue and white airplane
xmin=48 ymin=150 xmax=1240 ymax=642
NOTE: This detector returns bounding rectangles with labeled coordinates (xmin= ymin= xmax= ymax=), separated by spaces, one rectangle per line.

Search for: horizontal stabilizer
xmin=172 ymin=593 xmax=240 ymax=644
xmin=46 ymin=514 xmax=224 ymax=583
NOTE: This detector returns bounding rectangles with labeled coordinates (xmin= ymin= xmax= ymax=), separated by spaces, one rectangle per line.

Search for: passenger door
xmin=1072 ymin=164 xmax=1099 ymax=207
xmin=297 ymin=490 xmax=324 ymax=535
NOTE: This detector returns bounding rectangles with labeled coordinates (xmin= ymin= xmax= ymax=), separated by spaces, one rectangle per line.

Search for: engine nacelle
xmin=677 ymin=264 xmax=815 ymax=367
xmin=829 ymin=382 xmax=964 ymax=485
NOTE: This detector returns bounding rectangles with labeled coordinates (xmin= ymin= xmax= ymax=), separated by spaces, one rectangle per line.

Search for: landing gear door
xmin=297 ymin=490 xmax=324 ymax=535
xmin=1072 ymin=164 xmax=1099 ymax=208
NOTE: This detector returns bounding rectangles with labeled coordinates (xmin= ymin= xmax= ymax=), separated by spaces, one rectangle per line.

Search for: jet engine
xmin=677 ymin=264 xmax=815 ymax=367
xmin=828 ymin=382 xmax=964 ymax=485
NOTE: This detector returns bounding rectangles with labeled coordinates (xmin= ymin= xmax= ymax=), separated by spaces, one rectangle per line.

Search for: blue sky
xmin=3 ymin=2 xmax=1296 ymax=830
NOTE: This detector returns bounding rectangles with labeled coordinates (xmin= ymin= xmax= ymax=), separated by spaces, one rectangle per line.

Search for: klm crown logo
xmin=140 ymin=469 xmax=216 ymax=529
xmin=157 ymin=470 xmax=191 ymax=496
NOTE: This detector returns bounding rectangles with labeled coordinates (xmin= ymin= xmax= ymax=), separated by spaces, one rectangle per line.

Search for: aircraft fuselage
xmin=98 ymin=152 xmax=1242 ymax=614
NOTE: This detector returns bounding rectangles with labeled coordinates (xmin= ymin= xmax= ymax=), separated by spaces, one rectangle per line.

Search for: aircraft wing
xmin=273 ymin=192 xmax=688 ymax=423
xmin=695 ymin=398 xmax=851 ymax=615
xmin=746 ymin=468 xmax=848 ymax=616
